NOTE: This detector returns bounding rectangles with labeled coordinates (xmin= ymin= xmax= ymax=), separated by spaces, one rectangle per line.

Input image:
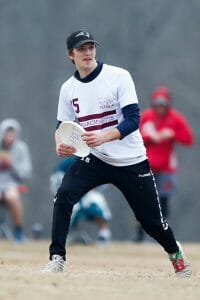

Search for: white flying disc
xmin=58 ymin=121 xmax=90 ymax=157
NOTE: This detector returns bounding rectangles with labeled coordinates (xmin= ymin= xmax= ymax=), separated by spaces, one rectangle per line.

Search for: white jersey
xmin=57 ymin=63 xmax=146 ymax=166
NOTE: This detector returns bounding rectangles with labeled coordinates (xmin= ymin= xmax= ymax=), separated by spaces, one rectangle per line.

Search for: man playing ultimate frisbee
xmin=43 ymin=30 xmax=192 ymax=277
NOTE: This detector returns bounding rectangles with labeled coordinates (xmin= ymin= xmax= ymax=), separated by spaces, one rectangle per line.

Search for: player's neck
xmin=76 ymin=62 xmax=98 ymax=79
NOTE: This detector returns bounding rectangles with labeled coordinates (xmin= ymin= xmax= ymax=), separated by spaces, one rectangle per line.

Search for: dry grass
xmin=0 ymin=241 xmax=199 ymax=300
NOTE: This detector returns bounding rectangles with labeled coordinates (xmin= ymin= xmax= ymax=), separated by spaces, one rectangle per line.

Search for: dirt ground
xmin=0 ymin=241 xmax=199 ymax=300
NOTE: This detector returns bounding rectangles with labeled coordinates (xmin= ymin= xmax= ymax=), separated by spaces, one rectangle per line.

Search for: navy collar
xmin=74 ymin=61 xmax=103 ymax=83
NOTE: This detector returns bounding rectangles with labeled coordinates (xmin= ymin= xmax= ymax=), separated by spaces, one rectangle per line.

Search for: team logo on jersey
xmin=98 ymin=98 xmax=115 ymax=111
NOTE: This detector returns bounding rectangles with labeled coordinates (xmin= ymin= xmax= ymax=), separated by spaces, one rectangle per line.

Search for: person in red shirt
xmin=133 ymin=86 xmax=194 ymax=242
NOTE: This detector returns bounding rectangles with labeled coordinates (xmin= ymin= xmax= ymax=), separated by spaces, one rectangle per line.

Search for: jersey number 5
xmin=71 ymin=98 xmax=80 ymax=113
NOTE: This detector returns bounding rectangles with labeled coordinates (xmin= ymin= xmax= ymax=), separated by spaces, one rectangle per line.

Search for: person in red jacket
xmin=133 ymin=86 xmax=194 ymax=242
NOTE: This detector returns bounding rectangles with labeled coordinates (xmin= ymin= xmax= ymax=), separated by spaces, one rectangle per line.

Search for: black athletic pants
xmin=134 ymin=195 xmax=170 ymax=242
xmin=49 ymin=154 xmax=179 ymax=259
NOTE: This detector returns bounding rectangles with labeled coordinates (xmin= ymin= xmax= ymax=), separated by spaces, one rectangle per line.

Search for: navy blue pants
xmin=49 ymin=154 xmax=178 ymax=259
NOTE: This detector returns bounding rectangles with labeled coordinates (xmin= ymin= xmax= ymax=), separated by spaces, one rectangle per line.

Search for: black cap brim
xmin=73 ymin=40 xmax=99 ymax=49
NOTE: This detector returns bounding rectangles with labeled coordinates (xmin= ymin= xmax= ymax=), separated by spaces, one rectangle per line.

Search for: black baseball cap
xmin=66 ymin=30 xmax=99 ymax=50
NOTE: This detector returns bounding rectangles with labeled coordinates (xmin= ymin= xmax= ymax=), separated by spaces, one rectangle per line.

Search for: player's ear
xmin=68 ymin=49 xmax=74 ymax=60
xmin=68 ymin=49 xmax=75 ymax=64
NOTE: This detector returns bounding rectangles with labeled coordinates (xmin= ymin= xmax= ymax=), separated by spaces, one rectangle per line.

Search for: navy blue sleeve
xmin=56 ymin=120 xmax=62 ymax=129
xmin=116 ymin=103 xmax=140 ymax=139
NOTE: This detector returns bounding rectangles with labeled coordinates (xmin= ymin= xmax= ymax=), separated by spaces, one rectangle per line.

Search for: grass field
xmin=0 ymin=241 xmax=199 ymax=300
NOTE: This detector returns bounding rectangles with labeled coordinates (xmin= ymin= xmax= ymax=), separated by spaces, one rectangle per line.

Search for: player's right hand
xmin=159 ymin=128 xmax=175 ymax=140
xmin=0 ymin=151 xmax=12 ymax=168
xmin=56 ymin=143 xmax=76 ymax=157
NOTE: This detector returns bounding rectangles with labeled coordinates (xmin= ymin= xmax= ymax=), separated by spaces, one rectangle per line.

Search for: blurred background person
xmin=0 ymin=118 xmax=32 ymax=243
xmin=50 ymin=157 xmax=112 ymax=244
xmin=133 ymin=86 xmax=194 ymax=242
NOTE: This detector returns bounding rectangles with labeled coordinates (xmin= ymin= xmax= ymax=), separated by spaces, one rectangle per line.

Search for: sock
xmin=98 ymin=228 xmax=112 ymax=241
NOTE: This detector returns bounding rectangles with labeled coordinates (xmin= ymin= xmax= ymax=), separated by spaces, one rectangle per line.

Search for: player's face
xmin=3 ymin=129 xmax=17 ymax=147
xmin=69 ymin=43 xmax=97 ymax=72
xmin=153 ymin=105 xmax=169 ymax=116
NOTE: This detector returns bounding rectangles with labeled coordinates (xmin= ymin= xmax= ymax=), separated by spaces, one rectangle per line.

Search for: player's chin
xmin=83 ymin=60 xmax=94 ymax=67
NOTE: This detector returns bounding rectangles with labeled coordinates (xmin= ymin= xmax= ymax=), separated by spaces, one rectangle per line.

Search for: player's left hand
xmin=82 ymin=131 xmax=107 ymax=147
xmin=0 ymin=151 xmax=13 ymax=168
xmin=159 ymin=128 xmax=175 ymax=140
